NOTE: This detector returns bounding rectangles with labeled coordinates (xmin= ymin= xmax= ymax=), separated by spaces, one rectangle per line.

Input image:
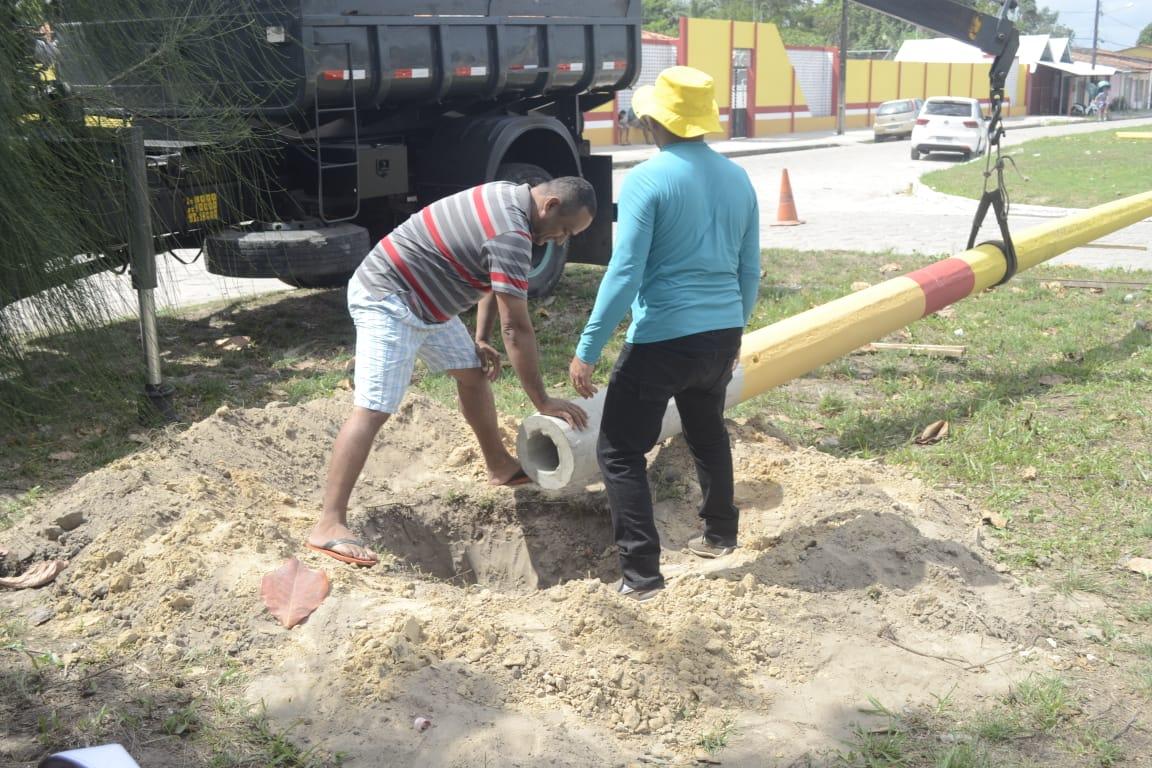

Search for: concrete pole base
xmin=516 ymin=368 xmax=745 ymax=491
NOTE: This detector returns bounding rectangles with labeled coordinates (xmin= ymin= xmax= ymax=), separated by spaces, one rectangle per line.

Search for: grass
xmin=835 ymin=677 xmax=1116 ymax=767
xmin=0 ymin=485 xmax=45 ymax=531
xmin=696 ymin=716 xmax=737 ymax=754
xmin=920 ymin=123 xmax=1152 ymax=207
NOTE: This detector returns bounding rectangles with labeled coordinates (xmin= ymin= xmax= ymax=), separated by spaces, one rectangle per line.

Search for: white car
xmin=910 ymin=97 xmax=987 ymax=161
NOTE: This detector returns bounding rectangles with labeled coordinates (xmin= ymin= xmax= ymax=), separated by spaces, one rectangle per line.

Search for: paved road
xmin=615 ymin=114 xmax=1152 ymax=270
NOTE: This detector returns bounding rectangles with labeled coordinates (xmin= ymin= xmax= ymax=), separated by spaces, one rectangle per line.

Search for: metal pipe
xmin=123 ymin=126 xmax=177 ymax=421
xmin=518 ymin=191 xmax=1152 ymax=491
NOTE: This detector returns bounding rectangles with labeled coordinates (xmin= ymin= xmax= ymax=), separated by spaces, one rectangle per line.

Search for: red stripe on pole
xmin=907 ymin=258 xmax=976 ymax=317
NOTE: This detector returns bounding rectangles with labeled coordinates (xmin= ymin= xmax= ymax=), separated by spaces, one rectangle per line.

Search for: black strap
xmin=966 ymin=186 xmax=1017 ymax=286
xmin=967 ymin=83 xmax=1018 ymax=287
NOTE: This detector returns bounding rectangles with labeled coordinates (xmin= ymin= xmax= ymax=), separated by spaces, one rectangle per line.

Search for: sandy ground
xmin=1 ymin=389 xmax=1119 ymax=766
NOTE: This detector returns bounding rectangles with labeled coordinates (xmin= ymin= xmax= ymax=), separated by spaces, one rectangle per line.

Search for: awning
xmin=1035 ymin=60 xmax=1117 ymax=77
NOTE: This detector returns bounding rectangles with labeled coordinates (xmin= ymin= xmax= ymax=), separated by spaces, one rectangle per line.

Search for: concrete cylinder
xmin=517 ymin=368 xmax=745 ymax=490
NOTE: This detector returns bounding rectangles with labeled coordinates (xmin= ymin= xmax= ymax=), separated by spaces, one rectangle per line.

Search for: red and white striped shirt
xmin=355 ymin=182 xmax=533 ymax=323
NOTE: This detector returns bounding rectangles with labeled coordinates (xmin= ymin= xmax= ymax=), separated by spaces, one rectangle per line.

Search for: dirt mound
xmin=1 ymin=393 xmax=1086 ymax=766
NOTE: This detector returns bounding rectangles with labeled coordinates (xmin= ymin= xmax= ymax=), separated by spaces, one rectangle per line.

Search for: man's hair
xmin=539 ymin=176 xmax=597 ymax=219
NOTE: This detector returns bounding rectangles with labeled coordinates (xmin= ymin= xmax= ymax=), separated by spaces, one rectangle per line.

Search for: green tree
xmin=1003 ymin=0 xmax=1073 ymax=37
xmin=1138 ymin=22 xmax=1152 ymax=46
xmin=640 ymin=0 xmax=684 ymax=36
xmin=969 ymin=0 xmax=1072 ymax=37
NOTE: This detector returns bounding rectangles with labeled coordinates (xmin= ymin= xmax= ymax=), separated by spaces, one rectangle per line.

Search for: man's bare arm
xmin=495 ymin=292 xmax=587 ymax=429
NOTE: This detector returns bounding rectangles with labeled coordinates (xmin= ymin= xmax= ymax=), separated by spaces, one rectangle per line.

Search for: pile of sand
xmin=1 ymin=393 xmax=1102 ymax=766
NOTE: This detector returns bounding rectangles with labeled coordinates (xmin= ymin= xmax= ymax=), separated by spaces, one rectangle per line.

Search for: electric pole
xmin=1091 ymin=0 xmax=1101 ymax=68
xmin=837 ymin=0 xmax=848 ymax=135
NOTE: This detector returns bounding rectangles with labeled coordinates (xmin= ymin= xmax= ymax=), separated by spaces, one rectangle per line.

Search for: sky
xmin=1039 ymin=0 xmax=1151 ymax=50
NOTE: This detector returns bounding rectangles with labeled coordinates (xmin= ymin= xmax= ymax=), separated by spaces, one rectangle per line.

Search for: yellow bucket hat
xmin=631 ymin=66 xmax=722 ymax=138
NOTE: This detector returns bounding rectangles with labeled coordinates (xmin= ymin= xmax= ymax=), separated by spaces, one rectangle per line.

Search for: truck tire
xmin=496 ymin=163 xmax=567 ymax=299
xmin=204 ymin=222 xmax=369 ymax=289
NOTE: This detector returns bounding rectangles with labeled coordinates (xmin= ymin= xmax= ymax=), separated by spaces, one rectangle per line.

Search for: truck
xmin=50 ymin=0 xmax=641 ymax=297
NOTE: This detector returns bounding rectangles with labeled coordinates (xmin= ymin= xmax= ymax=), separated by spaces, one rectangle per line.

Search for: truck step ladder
xmin=313 ymin=40 xmax=361 ymax=223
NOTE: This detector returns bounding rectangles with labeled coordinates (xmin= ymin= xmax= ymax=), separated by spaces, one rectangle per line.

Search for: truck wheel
xmin=495 ymin=163 xmax=567 ymax=299
xmin=204 ymin=222 xmax=369 ymax=289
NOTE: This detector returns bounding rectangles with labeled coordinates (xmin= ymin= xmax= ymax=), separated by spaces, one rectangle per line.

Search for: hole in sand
xmin=360 ymin=500 xmax=614 ymax=592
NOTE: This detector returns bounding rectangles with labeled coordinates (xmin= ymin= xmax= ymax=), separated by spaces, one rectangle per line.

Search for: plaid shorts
xmin=347 ymin=274 xmax=479 ymax=413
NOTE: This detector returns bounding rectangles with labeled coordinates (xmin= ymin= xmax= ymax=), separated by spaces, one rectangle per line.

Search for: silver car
xmin=873 ymin=98 xmax=923 ymax=141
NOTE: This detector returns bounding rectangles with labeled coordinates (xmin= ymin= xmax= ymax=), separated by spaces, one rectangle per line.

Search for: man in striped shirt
xmin=308 ymin=177 xmax=595 ymax=567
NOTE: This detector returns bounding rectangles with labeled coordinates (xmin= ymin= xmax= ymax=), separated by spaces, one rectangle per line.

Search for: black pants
xmin=597 ymin=328 xmax=743 ymax=590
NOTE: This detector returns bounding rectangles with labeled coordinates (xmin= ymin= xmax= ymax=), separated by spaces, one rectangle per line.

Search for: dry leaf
xmin=914 ymin=420 xmax=950 ymax=445
xmin=536 ymin=308 xmax=551 ymax=319
xmin=879 ymin=262 xmax=902 ymax=274
xmin=215 ymin=335 xmax=252 ymax=351
xmin=850 ymin=281 xmax=871 ymax=291
xmin=49 ymin=451 xmax=77 ymax=461
xmin=982 ymin=512 xmax=1009 ymax=530
xmin=261 ymin=557 xmax=330 ymax=629
xmin=1019 ymin=466 xmax=1039 ymax=481
xmin=1125 ymin=557 xmax=1152 ymax=577
xmin=0 ymin=559 xmax=68 ymax=590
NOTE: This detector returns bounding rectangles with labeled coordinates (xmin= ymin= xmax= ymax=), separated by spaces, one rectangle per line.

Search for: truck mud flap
xmin=567 ymin=154 xmax=613 ymax=267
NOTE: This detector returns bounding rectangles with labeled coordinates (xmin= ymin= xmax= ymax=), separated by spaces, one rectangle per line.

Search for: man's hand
xmin=568 ymin=356 xmax=598 ymax=399
xmin=538 ymin=396 xmax=588 ymax=431
xmin=475 ymin=340 xmax=502 ymax=382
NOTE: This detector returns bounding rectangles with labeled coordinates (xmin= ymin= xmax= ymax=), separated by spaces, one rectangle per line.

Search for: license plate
xmin=186 ymin=193 xmax=219 ymax=224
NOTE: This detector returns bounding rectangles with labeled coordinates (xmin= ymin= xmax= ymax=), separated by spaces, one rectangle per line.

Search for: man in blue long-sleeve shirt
xmin=569 ymin=66 xmax=760 ymax=602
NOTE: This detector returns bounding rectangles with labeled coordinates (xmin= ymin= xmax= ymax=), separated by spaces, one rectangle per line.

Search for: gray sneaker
xmin=687 ymin=535 xmax=735 ymax=559
xmin=616 ymin=579 xmax=664 ymax=602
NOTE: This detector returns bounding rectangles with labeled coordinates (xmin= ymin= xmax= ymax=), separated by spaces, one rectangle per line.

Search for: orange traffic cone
xmin=771 ymin=168 xmax=804 ymax=226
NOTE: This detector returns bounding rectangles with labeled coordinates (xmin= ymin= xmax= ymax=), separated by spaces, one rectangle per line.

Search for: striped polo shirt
xmin=355 ymin=182 xmax=534 ymax=323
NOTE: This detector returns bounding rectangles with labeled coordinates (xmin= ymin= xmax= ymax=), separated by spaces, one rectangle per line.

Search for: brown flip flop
xmin=306 ymin=537 xmax=377 ymax=567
